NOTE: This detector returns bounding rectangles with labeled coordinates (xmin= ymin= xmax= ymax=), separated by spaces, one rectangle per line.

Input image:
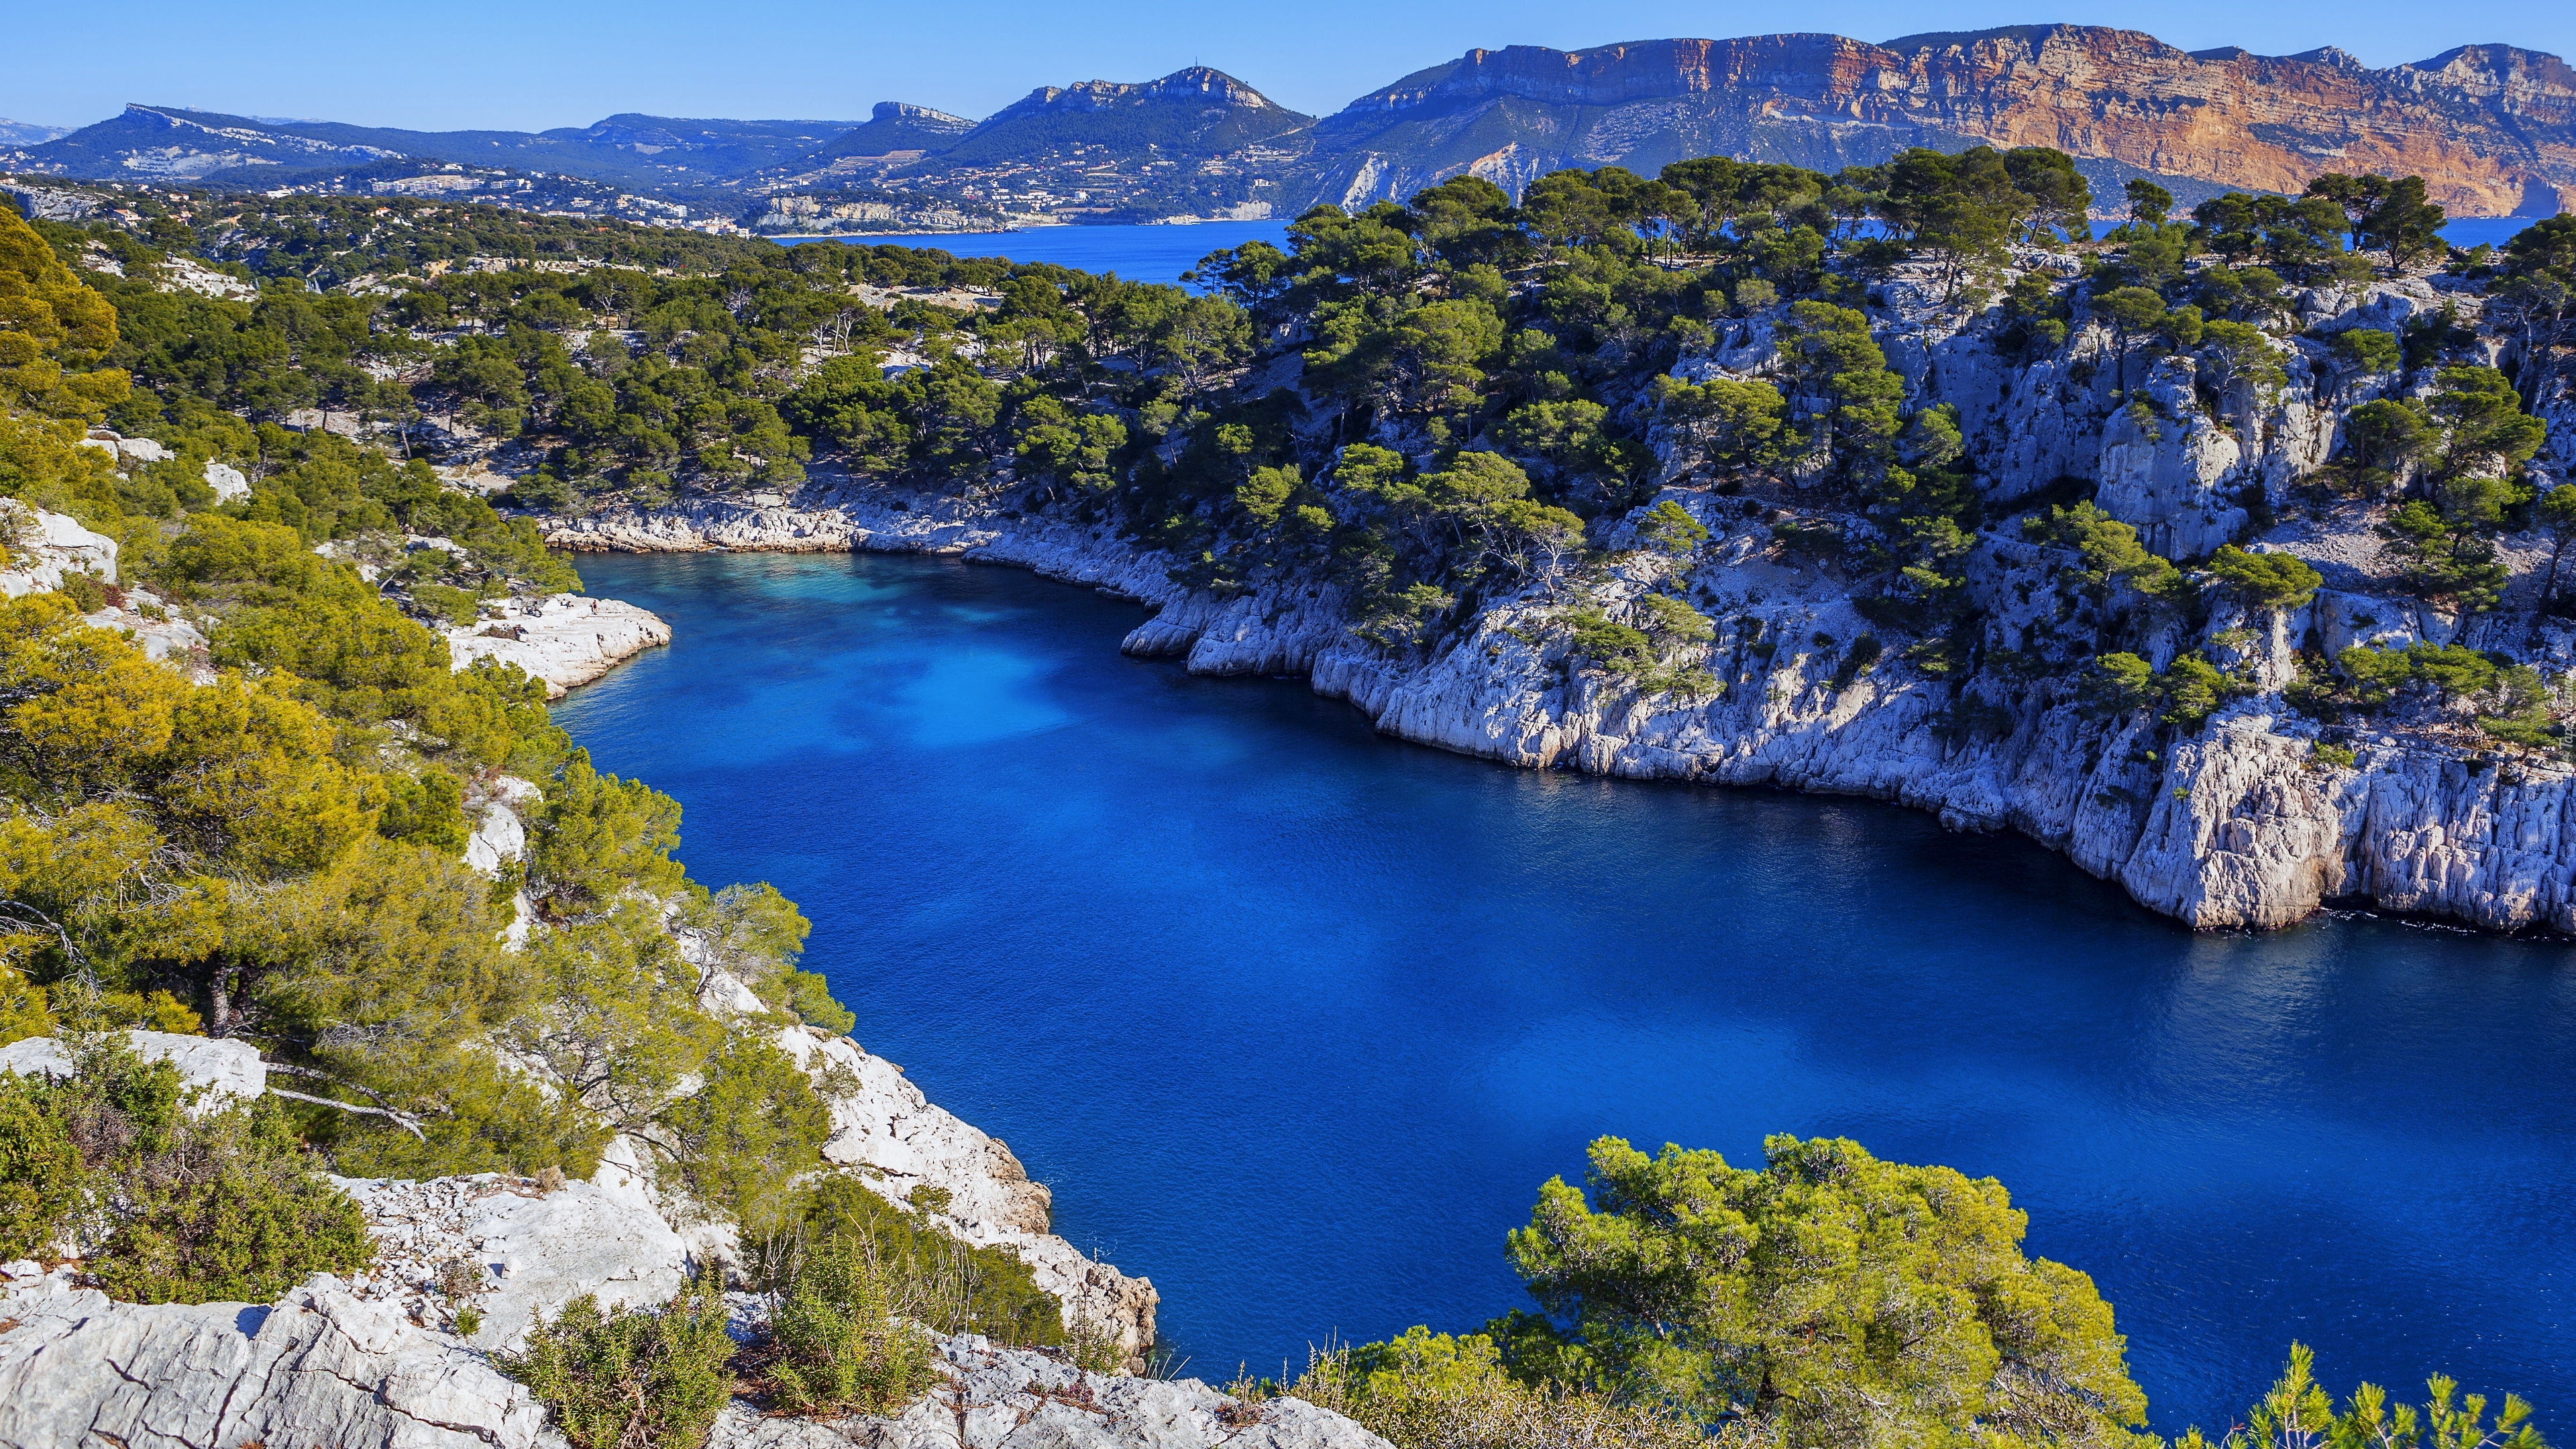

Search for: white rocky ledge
xmin=446 ymin=593 xmax=672 ymax=698
xmin=710 ymin=1333 xmax=1390 ymax=1449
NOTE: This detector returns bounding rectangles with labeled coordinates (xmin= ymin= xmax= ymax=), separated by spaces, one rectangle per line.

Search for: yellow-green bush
xmin=506 ymin=1269 xmax=739 ymax=1449
xmin=762 ymin=1234 xmax=940 ymax=1416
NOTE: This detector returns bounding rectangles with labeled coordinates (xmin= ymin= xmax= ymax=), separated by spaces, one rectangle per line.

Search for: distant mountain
xmin=928 ymin=67 xmax=1309 ymax=168
xmin=4 ymin=104 xmax=863 ymax=205
xmin=1293 ymin=28 xmax=2576 ymax=217
xmin=11 ymin=28 xmax=2574 ymax=229
xmin=819 ymin=102 xmax=975 ymax=163
xmin=13 ymin=105 xmax=409 ymax=186
xmin=873 ymin=67 xmax=1316 ymax=221
xmin=0 ymin=118 xmax=69 ymax=147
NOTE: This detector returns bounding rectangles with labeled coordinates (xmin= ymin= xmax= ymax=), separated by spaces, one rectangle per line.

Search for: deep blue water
xmin=555 ymin=551 xmax=2576 ymax=1436
xmin=802 ymin=221 xmax=1292 ymax=286
xmin=796 ymin=216 xmax=2548 ymax=288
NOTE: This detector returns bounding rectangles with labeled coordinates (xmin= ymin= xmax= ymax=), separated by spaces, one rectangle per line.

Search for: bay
xmin=555 ymin=549 xmax=2576 ymax=1435
xmin=798 ymin=216 xmax=2550 ymax=289
xmin=798 ymin=221 xmax=1292 ymax=286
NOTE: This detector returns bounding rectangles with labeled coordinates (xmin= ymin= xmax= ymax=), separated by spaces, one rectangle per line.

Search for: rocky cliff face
xmin=27 ymin=25 xmax=2573 ymax=229
xmin=1305 ymin=26 xmax=2576 ymax=217
xmin=533 ymin=247 xmax=2576 ymax=938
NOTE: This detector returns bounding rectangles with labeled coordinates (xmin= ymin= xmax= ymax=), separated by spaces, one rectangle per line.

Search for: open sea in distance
xmin=797 ymin=216 xmax=2551 ymax=288
xmin=555 ymin=549 xmax=2576 ymax=1438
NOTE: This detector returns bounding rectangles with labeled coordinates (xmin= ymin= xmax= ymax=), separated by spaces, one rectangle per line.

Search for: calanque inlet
xmin=0 ymin=115 xmax=2569 ymax=1449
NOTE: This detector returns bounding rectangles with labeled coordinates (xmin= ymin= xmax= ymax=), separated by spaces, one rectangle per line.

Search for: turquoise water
xmin=554 ymin=551 xmax=2576 ymax=1434
xmin=802 ymin=217 xmax=2548 ymax=288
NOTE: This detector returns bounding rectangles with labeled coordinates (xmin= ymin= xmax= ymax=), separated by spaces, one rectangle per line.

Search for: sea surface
xmin=555 ymin=550 xmax=2576 ymax=1436
xmin=802 ymin=221 xmax=1292 ymax=286
xmin=803 ymin=216 xmax=2549 ymax=288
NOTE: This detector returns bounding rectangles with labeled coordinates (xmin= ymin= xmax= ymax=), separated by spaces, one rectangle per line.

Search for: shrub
xmin=2312 ymin=741 xmax=2358 ymax=770
xmin=0 ymin=1035 xmax=371 ymax=1301
xmin=763 ymin=1235 xmax=940 ymax=1416
xmin=2477 ymin=665 xmax=2563 ymax=750
xmin=2337 ymin=642 xmax=2501 ymax=708
xmin=88 ymin=1093 xmax=374 ymax=1305
xmin=1833 ymin=633 xmax=1883 ymax=690
xmin=761 ymin=1173 xmax=1067 ymax=1350
xmin=2330 ymin=327 xmax=2402 ymax=375
xmin=1634 ymin=594 xmax=1712 ymax=646
xmin=1636 ymin=500 xmax=1709 ymax=555
xmin=2077 ymin=652 xmax=2159 ymax=717
xmin=1499 ymin=1135 xmax=2149 ymax=1444
xmin=655 ymin=1033 xmax=835 ymax=1237
xmin=2023 ymin=502 xmax=2187 ymax=602
xmin=1564 ymin=610 xmax=1654 ymax=676
xmin=411 ymin=582 xmax=480 ymax=627
xmin=2178 ymin=1343 xmax=2542 ymax=1449
xmin=0 ymin=1071 xmax=82 ymax=1258
xmin=57 ymin=570 xmax=109 ymax=613
xmin=505 ymin=1269 xmax=738 ymax=1449
xmin=377 ymin=767 xmax=468 ymax=849
xmin=1293 ymin=1327 xmax=1696 ymax=1449
xmin=529 ymin=750 xmax=688 ymax=917
xmin=2208 ymin=545 xmax=2323 ymax=609
xmin=2161 ymin=654 xmax=2234 ymax=729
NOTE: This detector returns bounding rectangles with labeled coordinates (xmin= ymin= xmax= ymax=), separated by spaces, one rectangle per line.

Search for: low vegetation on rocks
xmin=0 ymin=1030 xmax=369 ymax=1303
xmin=507 ymin=1268 xmax=741 ymax=1449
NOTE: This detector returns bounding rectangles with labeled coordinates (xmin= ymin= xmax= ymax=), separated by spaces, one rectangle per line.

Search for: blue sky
xmin=5 ymin=0 xmax=2567 ymax=133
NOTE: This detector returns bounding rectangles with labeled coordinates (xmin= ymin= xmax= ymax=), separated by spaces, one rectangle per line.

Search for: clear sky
xmin=5 ymin=0 xmax=2568 ymax=134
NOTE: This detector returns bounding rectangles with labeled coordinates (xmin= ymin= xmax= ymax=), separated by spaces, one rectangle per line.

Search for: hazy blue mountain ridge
xmin=10 ymin=25 xmax=2574 ymax=226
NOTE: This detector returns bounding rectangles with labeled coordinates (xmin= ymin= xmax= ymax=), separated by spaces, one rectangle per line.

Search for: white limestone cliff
xmin=0 ymin=1057 xmax=1307 ymax=1449
xmin=446 ymin=592 xmax=674 ymax=698
xmin=0 ymin=504 xmax=117 ymax=597
xmin=526 ymin=264 xmax=2576 ymax=938
xmin=0 ymin=1028 xmax=266 ymax=1106
xmin=775 ymin=1024 xmax=1161 ymax=1364
xmin=0 ymin=1271 xmax=557 ymax=1449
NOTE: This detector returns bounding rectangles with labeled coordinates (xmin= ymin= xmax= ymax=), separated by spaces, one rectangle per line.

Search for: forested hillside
xmin=0 ymin=195 xmax=940 ymax=1313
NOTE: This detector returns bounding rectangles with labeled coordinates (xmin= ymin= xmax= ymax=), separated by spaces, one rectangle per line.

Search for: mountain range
xmin=7 ymin=24 xmax=2572 ymax=231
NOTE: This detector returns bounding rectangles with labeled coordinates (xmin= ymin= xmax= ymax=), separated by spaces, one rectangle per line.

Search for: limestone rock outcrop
xmin=0 ymin=1029 xmax=265 ymax=1105
xmin=338 ymin=1173 xmax=692 ymax=1352
xmin=0 ymin=504 xmax=117 ymax=596
xmin=709 ymin=1333 xmax=1390 ymax=1449
xmin=445 ymin=593 xmax=673 ymax=698
xmin=0 ymin=1271 xmax=555 ymax=1449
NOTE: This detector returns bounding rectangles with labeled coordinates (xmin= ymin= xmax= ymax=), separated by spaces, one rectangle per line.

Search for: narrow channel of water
xmin=555 ymin=549 xmax=2576 ymax=1434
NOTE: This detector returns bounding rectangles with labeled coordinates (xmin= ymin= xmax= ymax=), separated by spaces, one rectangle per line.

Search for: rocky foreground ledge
xmin=537 ymin=480 xmax=2576 ymax=936
xmin=0 ymin=1278 xmax=1375 ymax=1449
xmin=0 ymin=1016 xmax=1205 ymax=1449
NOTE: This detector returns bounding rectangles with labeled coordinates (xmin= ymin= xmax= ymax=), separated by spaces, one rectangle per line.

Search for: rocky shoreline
xmin=535 ymin=473 xmax=2576 ymax=938
xmin=445 ymin=592 xmax=674 ymax=699
xmin=0 ymin=995 xmax=1199 ymax=1449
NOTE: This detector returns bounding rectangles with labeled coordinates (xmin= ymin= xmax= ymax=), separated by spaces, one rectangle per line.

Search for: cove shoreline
xmin=535 ymin=476 xmax=2576 ymax=941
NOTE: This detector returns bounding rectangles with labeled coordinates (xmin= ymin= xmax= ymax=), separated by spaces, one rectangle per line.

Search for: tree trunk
xmin=208 ymin=965 xmax=237 ymax=1038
